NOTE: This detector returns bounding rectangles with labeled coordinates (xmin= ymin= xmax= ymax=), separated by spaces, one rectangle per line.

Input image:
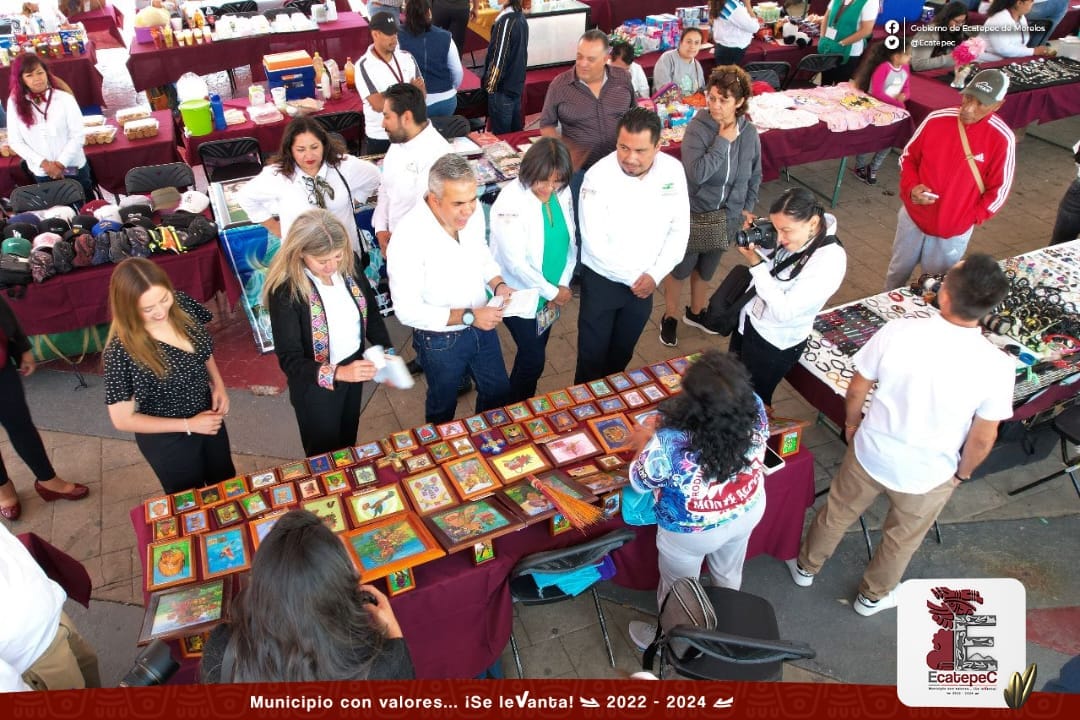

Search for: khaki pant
xmin=798 ymin=445 xmax=955 ymax=601
xmin=21 ymin=611 xmax=100 ymax=690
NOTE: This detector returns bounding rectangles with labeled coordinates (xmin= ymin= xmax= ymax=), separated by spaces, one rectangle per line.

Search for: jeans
xmin=884 ymin=205 xmax=973 ymax=291
xmin=1051 ymin=178 xmax=1080 ymax=246
xmin=487 ymin=91 xmax=523 ymax=134
xmin=414 ymin=327 xmax=510 ymax=423
xmin=1027 ymin=0 xmax=1069 ymax=46
xmin=34 ymin=163 xmax=94 ymax=203
xmin=426 ymin=95 xmax=458 ymax=118
xmin=503 ymin=315 xmax=553 ymax=403
xmin=855 ymin=148 xmax=892 ymax=171
xmin=574 ymin=266 xmax=653 ymax=384
xmin=729 ymin=318 xmax=807 ymax=406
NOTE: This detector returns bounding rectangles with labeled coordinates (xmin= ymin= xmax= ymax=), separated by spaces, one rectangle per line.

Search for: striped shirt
xmin=538 ymin=66 xmax=636 ymax=170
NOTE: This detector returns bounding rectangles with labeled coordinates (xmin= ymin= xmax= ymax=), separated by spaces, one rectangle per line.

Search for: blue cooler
xmin=263 ymin=50 xmax=316 ymax=101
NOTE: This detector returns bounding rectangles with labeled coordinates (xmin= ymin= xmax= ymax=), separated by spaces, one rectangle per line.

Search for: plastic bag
xmin=176 ymin=73 xmax=209 ymax=104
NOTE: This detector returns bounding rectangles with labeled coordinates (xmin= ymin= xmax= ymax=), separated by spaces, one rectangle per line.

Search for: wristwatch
xmin=462 ymin=309 xmax=475 ymax=327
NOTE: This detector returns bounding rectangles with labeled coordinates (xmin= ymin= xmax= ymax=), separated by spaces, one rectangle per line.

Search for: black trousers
xmin=729 ymin=319 xmax=807 ymax=406
xmin=432 ymin=0 xmax=471 ymax=54
xmin=575 ymin=266 xmax=653 ymax=384
xmin=1051 ymin=178 xmax=1080 ymax=246
xmin=504 ymin=315 xmax=553 ymax=404
xmin=136 ymin=425 xmax=235 ymax=495
xmin=288 ymin=350 xmax=367 ymax=456
xmin=0 ymin=362 xmax=57 ymax=487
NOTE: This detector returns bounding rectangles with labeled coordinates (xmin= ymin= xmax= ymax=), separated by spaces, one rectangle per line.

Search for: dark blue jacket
xmin=483 ymin=9 xmax=528 ymax=96
xmin=398 ymin=26 xmax=455 ymax=96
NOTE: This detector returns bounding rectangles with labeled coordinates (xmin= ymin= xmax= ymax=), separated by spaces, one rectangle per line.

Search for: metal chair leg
xmin=591 ymin=587 xmax=616 ymax=667
xmin=858 ymin=515 xmax=873 ymax=560
xmin=933 ymin=520 xmax=942 ymax=545
xmin=509 ymin=631 xmax=524 ymax=679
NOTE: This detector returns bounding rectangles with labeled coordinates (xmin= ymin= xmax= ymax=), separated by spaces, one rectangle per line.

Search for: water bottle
xmin=209 ymin=93 xmax=227 ymax=131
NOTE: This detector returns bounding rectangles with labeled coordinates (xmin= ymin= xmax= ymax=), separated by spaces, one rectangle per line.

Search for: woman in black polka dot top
xmin=103 ymin=258 xmax=236 ymax=493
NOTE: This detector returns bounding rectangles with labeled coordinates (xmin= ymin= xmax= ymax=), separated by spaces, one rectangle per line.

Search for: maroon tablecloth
xmin=19 ymin=532 xmax=92 ymax=608
xmin=69 ymin=3 xmax=126 ymax=46
xmin=129 ymin=447 xmax=814 ymax=680
xmin=6 ymin=242 xmax=242 ymax=336
xmin=0 ymin=42 xmax=104 ymax=109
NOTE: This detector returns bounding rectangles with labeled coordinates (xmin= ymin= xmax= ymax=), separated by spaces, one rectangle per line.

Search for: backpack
xmin=642 ymin=577 xmax=717 ymax=672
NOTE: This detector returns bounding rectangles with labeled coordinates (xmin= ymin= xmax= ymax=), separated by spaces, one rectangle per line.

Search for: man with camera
xmin=883 ymin=69 xmax=1015 ymax=291
xmin=788 ymin=254 xmax=1014 ymax=616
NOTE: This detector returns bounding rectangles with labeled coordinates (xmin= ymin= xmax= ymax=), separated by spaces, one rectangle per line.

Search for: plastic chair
xmin=197 ymin=137 xmax=264 ymax=184
xmin=124 ymin=162 xmax=196 ymax=195
xmin=314 ymin=111 xmax=363 ymax=155
xmin=10 ymin=179 xmax=85 ymax=213
xmin=784 ymin=53 xmax=845 ymax=89
xmin=284 ymin=0 xmax=316 ymax=14
xmin=745 ymin=61 xmax=791 ymax=91
xmin=430 ymin=114 xmax=470 ymax=139
xmin=1007 ymin=404 xmax=1080 ymax=498
xmin=217 ymin=1 xmax=257 ymax=13
xmin=508 ymin=528 xmax=636 ymax=678
xmin=659 ymin=586 xmax=815 ymax=681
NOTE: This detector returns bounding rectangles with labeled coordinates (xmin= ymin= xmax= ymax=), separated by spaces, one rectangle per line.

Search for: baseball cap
xmin=118 ymin=194 xmax=152 ymax=209
xmin=41 ymin=205 xmax=76 ymax=222
xmin=39 ymin=217 xmax=71 ymax=235
xmin=7 ymin=212 xmax=42 ymax=228
xmin=33 ymin=232 xmax=62 ymax=251
xmin=151 ymin=186 xmax=183 ymax=211
xmin=93 ymin=203 xmax=123 ymax=225
xmin=961 ymin=69 xmax=1009 ymax=106
xmin=369 ymin=11 xmax=398 ymax=35
xmin=80 ymin=199 xmax=109 ymax=215
xmin=3 ymin=222 xmax=39 ymax=241
xmin=120 ymin=204 xmax=154 ymax=224
xmin=177 ymin=190 xmax=210 ymax=214
xmin=2 ymin=236 xmax=32 ymax=257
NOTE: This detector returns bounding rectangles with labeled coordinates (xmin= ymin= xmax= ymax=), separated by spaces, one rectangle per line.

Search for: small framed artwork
xmin=307 ymin=454 xmax=332 ymax=476
xmin=197 ymin=485 xmax=223 ymax=508
xmin=424 ymin=497 xmax=522 ymax=553
xmin=588 ymin=414 xmax=635 ymax=454
xmin=331 ymin=448 xmax=355 ymax=468
xmin=353 ymin=442 xmax=384 ymax=462
xmin=145 ymin=496 xmax=171 ymax=524
xmin=138 ymin=576 xmax=229 ymax=644
xmin=342 ymin=514 xmax=445 ymax=583
xmin=548 ymin=389 xmax=574 ymax=409
xmin=532 ymin=470 xmax=595 ymax=503
xmin=658 ymin=373 xmax=683 ymax=393
xmin=436 ymin=420 xmax=468 ymax=439
xmin=347 ymin=484 xmax=409 ymax=526
xmin=627 ymin=368 xmax=652 ymax=386
xmin=588 ymin=379 xmax=614 ymax=398
xmin=302 ymin=494 xmax=348 ymax=533
xmin=298 ymin=477 xmax=323 ymax=501
xmin=464 ymin=414 xmax=489 ymax=434
xmin=598 ymin=396 xmax=628 ymax=413
xmin=551 ymin=513 xmax=572 ymax=535
xmin=212 ymin=501 xmax=243 ymax=528
xmin=621 ymin=389 xmax=647 ymax=408
xmin=146 ymin=537 xmax=196 ymax=592
xmin=404 ymin=452 xmax=435 ymax=474
xmin=524 ymin=416 xmax=555 ymax=441
xmin=249 ymin=510 xmax=288 ymax=550
xmin=527 ymin=395 xmax=553 ymax=415
xmin=549 ymin=410 xmax=576 ymax=433
xmin=179 ymin=632 xmax=209 ymax=659
xmin=415 ymin=423 xmax=439 ymax=445
xmin=488 ymin=444 xmax=552 ymax=484
xmin=443 ymin=453 xmax=503 ymax=501
xmin=640 ymin=383 xmax=666 ymax=403
xmin=269 ymin=482 xmax=297 ymax=509
xmin=450 ymin=436 xmax=476 ymax=456
xmin=649 ymin=361 xmax=675 ymax=378
xmin=181 ymin=508 xmax=210 ymax=535
xmin=172 ymin=489 xmax=198 ymax=514
xmin=429 ymin=441 xmax=455 ymax=462
xmin=475 ymin=430 xmax=508 ymax=456
xmin=607 ymin=373 xmax=633 ymax=392
xmin=501 ymin=422 xmax=528 ymax=446
xmin=390 ymin=430 xmax=419 ymax=452
xmin=498 ymin=480 xmax=556 ymax=520
xmin=567 ymin=384 xmax=594 ymax=403
xmin=566 ymin=463 xmax=600 ymax=479
xmin=570 ymin=402 xmax=601 ymax=421
xmin=669 ymin=356 xmax=691 ymax=375
xmin=153 ymin=516 xmax=179 ymax=541
xmin=201 ymin=526 xmax=252 ymax=579
xmin=541 ymin=429 xmax=603 ymax=467
xmin=601 ymin=491 xmax=621 ymax=519
xmin=386 ymin=568 xmax=416 ymax=596
xmin=631 ymin=408 xmax=662 ymax=429
xmin=580 ymin=471 xmax=630 ymax=495
xmin=473 ymin=539 xmax=496 ymax=565
xmin=402 ymin=468 xmax=458 ymax=515
xmin=349 ymin=464 xmax=378 ymax=488
xmin=483 ymin=408 xmax=511 ymax=427
xmin=237 ymin=491 xmax=270 ymax=520
xmin=248 ymin=470 xmax=278 ymax=490
xmin=220 ymin=477 xmax=248 ymax=500
xmin=321 ymin=470 xmax=351 ymax=495
xmin=505 ymin=402 xmax=533 ymax=422
xmin=279 ymin=462 xmax=309 ymax=482
xmin=597 ymin=454 xmax=624 ymax=470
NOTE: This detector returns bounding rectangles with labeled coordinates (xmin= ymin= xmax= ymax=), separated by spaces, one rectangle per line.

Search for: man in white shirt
xmin=787 ymin=255 xmax=1014 ymax=617
xmin=356 ymin=12 xmax=425 ymax=155
xmin=387 ymin=153 xmax=513 ymax=423
xmin=574 ymin=107 xmax=689 ymax=383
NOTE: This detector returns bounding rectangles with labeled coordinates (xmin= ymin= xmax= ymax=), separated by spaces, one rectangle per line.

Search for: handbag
xmin=703 ymin=264 xmax=754 ymax=337
xmin=687 ymin=209 xmax=730 ymax=254
xmin=621 ymin=485 xmax=658 ymax=526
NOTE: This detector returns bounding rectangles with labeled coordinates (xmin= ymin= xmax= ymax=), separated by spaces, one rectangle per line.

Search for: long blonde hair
xmin=106 ymin=258 xmax=199 ymax=378
xmin=263 ymin=209 xmax=356 ymax=307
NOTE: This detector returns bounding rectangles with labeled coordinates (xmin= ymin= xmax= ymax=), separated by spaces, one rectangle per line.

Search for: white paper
xmin=494 ymin=288 xmax=541 ymax=319
xmin=363 ymin=346 xmax=414 ymax=389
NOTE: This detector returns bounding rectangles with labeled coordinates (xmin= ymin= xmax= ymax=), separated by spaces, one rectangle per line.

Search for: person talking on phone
xmin=883 ymin=69 xmax=1016 ymax=291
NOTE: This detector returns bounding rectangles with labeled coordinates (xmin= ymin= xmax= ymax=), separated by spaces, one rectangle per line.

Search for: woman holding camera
xmin=730 ymin=187 xmax=847 ymax=407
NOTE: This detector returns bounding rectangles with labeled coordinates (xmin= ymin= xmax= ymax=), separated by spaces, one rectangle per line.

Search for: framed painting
xmin=598 ymin=396 xmax=628 ymax=413
xmin=649 ymin=361 xmax=675 ymax=378
xmin=443 ymin=453 xmax=502 ymax=501
xmin=386 ymin=567 xmax=416 ymax=596
xmin=302 ymin=494 xmax=349 ymax=533
xmin=587 ymin=379 xmax=614 ymax=398
xmin=580 ymin=470 xmax=630 ymax=495
xmin=248 ymin=470 xmax=278 ymax=490
xmin=473 ymin=539 xmax=496 ymax=565
xmin=669 ymin=356 xmax=691 ymax=375
xmin=631 ymin=408 xmax=663 ymax=430
xmin=498 ymin=479 xmax=556 ymax=521
xmin=146 ymin=537 xmax=196 ymax=592
xmin=567 ymin=384 xmax=594 ymax=403
xmin=342 ymin=514 xmax=445 ymax=582
xmin=181 ymin=508 xmax=210 ymax=535
xmin=570 ymin=402 xmax=600 ymax=421
xmin=541 ymin=429 xmax=603 ymax=467
xmin=658 ymin=372 xmax=683 ymax=393
xmin=601 ymin=491 xmax=622 ymax=519
xmin=487 ymin=444 xmax=551 ymax=484
xmin=597 ymin=454 xmax=625 ymax=470
xmin=390 ymin=430 xmax=418 ymax=452
xmin=548 ymin=389 xmax=574 ymax=409
xmin=627 ymin=368 xmax=652 ymax=386
xmin=297 ymin=477 xmax=323 ymax=501
xmin=527 ymin=395 xmax=553 ymax=415
xmin=401 ymin=468 xmax=458 ymax=515
xmin=474 ymin=429 xmax=508 ymax=457
xmin=349 ymin=464 xmax=378 ymax=488
xmin=212 ymin=501 xmax=243 ymax=529
xmin=353 ymin=442 xmax=384 ymax=462
xmin=179 ymin=632 xmax=209 ymax=659
xmin=138 ymin=577 xmax=230 ymax=645
xmin=464 ymin=414 xmax=489 ymax=434
xmin=172 ymin=489 xmax=198 ymax=514
xmin=279 ymin=461 xmax=309 ymax=482
xmin=640 ymin=383 xmax=666 ymax=403
xmin=549 ymin=410 xmax=576 ymax=433
xmin=436 ymin=420 xmax=468 ymax=440
xmin=404 ymin=452 xmax=435 ymax=474
xmin=415 ymin=423 xmax=439 ymax=445
xmin=331 ymin=448 xmax=355 ymax=468
xmin=196 ymin=485 xmax=223 ymax=508
xmin=621 ymin=389 xmax=647 ymax=408
xmin=524 ymin=416 xmax=555 ymax=441
xmin=566 ymin=463 xmax=600 ymax=479
xmin=321 ymin=470 xmax=351 ymax=495
xmin=551 ymin=513 xmax=572 ymax=535
xmin=505 ymin=402 xmax=533 ymax=422
xmin=450 ymin=436 xmax=476 ymax=456
xmin=429 ymin=441 xmax=455 ymax=462
xmin=153 ymin=516 xmax=179 ymax=542
xmin=219 ymin=477 xmax=248 ymax=500
xmin=587 ymin=414 xmax=635 ymax=454
xmin=237 ymin=491 xmax=270 ymax=520
xmin=145 ymin=496 xmax=171 ymax=524
xmin=307 ymin=454 xmax=332 ymax=476
xmin=269 ymin=482 xmax=297 ymax=509
xmin=607 ymin=373 xmax=633 ymax=392
xmin=501 ymin=422 xmax=528 ymax=446
xmin=200 ymin=527 xmax=252 ymax=580
xmin=423 ymin=496 xmax=522 ymax=553
xmin=249 ymin=510 xmax=288 ymax=550
xmin=347 ymin=484 xmax=410 ymax=526
xmin=482 ymin=408 xmax=511 ymax=427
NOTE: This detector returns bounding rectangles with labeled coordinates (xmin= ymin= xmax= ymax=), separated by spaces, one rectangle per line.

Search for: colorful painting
xmin=269 ymin=482 xmax=296 ymax=508
xmin=548 ymin=390 xmax=574 ymax=409
xmin=143 ymin=579 xmax=226 ymax=642
xmin=348 ymin=484 xmax=409 ymax=525
xmin=331 ymin=448 xmax=355 ymax=468
xmin=298 ymin=477 xmax=323 ymax=500
xmin=279 ymin=462 xmax=309 ymax=481
xmin=640 ymin=383 xmax=666 ymax=402
xmin=581 ymin=471 xmax=628 ymax=495
xmin=181 ymin=509 xmax=209 ymax=535
xmin=153 ymin=517 xmax=179 ymax=541
xmin=483 ymin=408 xmax=511 ymax=426
xmin=353 ymin=442 xmax=384 ymax=461
xmin=321 ymin=471 xmax=351 ymax=495
xmin=571 ymin=403 xmax=600 ymax=420
xmin=237 ymin=491 xmax=269 ymax=519
xmin=488 ymin=444 xmax=552 ymax=483
xmin=602 ymin=492 xmax=621 ymax=518
xmin=464 ymin=414 xmax=489 ymax=433
xmin=436 ymin=420 xmax=468 ymax=439
xmin=451 ymin=436 xmax=476 ymax=455
xmin=627 ymin=368 xmax=651 ymax=386
xmin=621 ymin=389 xmax=647 ymax=408
xmin=343 ymin=516 xmax=444 ymax=580
xmin=567 ymin=384 xmax=594 ymax=403
xmin=428 ymin=498 xmax=514 ymax=549
xmin=658 ymin=373 xmax=682 ymax=393
xmin=588 ymin=414 xmax=635 ymax=453
xmin=542 ymin=430 xmax=602 ymax=467
xmin=444 ymin=453 xmax=502 ymax=500
xmin=391 ymin=430 xmax=418 ymax=452
xmin=475 ymin=430 xmax=508 ymax=456
xmin=402 ymin=469 xmax=458 ymax=515
xmin=551 ymin=513 xmax=571 ymax=535
xmin=146 ymin=537 xmax=195 ymax=591
xmin=351 ymin=465 xmax=378 ymax=487
xmin=415 ymin=423 xmax=439 ymax=444
xmin=632 ymin=408 xmax=662 ymax=429
xmin=473 ymin=540 xmax=495 ymax=565
xmin=598 ymin=396 xmax=628 ymax=413
xmin=404 ymin=453 xmax=435 ymax=474
xmin=524 ymin=416 xmax=554 ymax=441
xmin=302 ymin=494 xmax=348 ymax=533
xmin=506 ymin=402 xmax=533 ymax=421
xmin=179 ymin=632 xmax=208 ymax=658
xmin=145 ymin=496 xmax=171 ymax=523
xmin=549 ymin=410 xmax=576 ymax=432
xmin=501 ymin=481 xmax=555 ymax=517
xmin=607 ymin=373 xmax=633 ymax=391
xmin=527 ymin=395 xmax=553 ymax=415
xmin=212 ymin=501 xmax=242 ymax=528
xmin=201 ymin=528 xmax=251 ymax=579
xmin=566 ymin=464 xmax=600 ymax=478
xmin=429 ymin=441 xmax=455 ymax=462
xmin=307 ymin=454 xmax=332 ymax=475
xmin=597 ymin=455 xmax=624 ymax=470
xmin=502 ymin=422 xmax=527 ymax=445
xmin=197 ymin=486 xmax=222 ymax=507
xmin=669 ymin=356 xmax=691 ymax=374
xmin=249 ymin=470 xmax=277 ymax=489
xmin=386 ymin=567 xmax=415 ymax=595
xmin=649 ymin=362 xmax=675 ymax=377
xmin=172 ymin=490 xmax=198 ymax=514
xmin=588 ymin=379 xmax=614 ymax=397
xmin=220 ymin=477 xmax=248 ymax=500
xmin=249 ymin=511 xmax=287 ymax=550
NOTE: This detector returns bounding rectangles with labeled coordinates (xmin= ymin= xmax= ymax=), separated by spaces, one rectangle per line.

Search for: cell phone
xmin=763 ymin=447 xmax=786 ymax=475
xmin=922 ymin=191 xmax=940 ymax=200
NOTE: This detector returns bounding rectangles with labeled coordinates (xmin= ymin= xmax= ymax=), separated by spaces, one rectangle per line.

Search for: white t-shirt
xmin=355 ymin=46 xmax=422 ymax=141
xmin=372 ymin=122 xmax=451 ymax=233
xmin=824 ymin=0 xmax=879 ymax=57
xmin=852 ymin=314 xmax=1015 ymax=493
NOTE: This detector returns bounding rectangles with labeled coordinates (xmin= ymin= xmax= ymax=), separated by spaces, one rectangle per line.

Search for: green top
xmin=539 ymin=195 xmax=570 ymax=312
xmin=818 ymin=0 xmax=871 ymax=60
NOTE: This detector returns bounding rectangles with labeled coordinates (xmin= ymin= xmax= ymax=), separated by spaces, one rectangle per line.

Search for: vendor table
xmin=0 ymin=41 xmax=105 ymax=109
xmin=68 ymin=3 xmax=125 ymax=46
xmin=6 ymin=242 xmax=242 ymax=336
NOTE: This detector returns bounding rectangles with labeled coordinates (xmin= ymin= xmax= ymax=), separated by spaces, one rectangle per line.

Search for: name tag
xmin=824 ymin=27 xmax=838 ymax=40
xmin=751 ymin=297 xmax=766 ymax=320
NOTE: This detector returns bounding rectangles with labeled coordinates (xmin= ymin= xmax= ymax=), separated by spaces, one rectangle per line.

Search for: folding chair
xmin=198 ymin=137 xmax=264 ymax=184
xmin=784 ymin=53 xmax=844 ymax=89
xmin=1008 ymin=404 xmax=1080 ymax=498
xmin=744 ymin=61 xmax=791 ymax=91
xmin=124 ymin=162 xmax=196 ymax=196
xmin=10 ymin=179 xmax=85 ymax=213
xmin=315 ymin=111 xmax=364 ymax=155
xmin=284 ymin=0 xmax=316 ymax=13
xmin=217 ymin=1 xmax=257 ymax=13
xmin=430 ymin=114 xmax=470 ymax=139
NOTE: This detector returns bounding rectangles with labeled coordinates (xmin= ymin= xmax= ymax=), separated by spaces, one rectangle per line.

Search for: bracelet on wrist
xmin=183 ymin=418 xmax=191 ymax=436
xmin=493 ymin=281 xmax=507 ymax=293
xmin=953 ymin=473 xmax=971 ymax=483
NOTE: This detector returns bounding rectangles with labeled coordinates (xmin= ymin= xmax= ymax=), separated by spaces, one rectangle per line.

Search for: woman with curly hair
xmin=625 ymin=350 xmax=769 ymax=650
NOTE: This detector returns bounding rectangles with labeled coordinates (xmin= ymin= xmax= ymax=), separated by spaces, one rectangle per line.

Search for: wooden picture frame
xmin=450 ymin=436 xmax=476 ymax=456
xmin=540 ymin=429 xmax=604 ymax=467
xmin=598 ymin=396 xmax=628 ymax=413
xmin=524 ymin=416 xmax=555 ymax=441
xmin=269 ymin=482 xmax=297 ymax=509
xmin=669 ymin=356 xmax=691 ymax=374
xmin=579 ymin=470 xmax=630 ymax=496
xmin=657 ymin=372 xmax=683 ymax=394
xmin=474 ymin=429 xmax=508 ymax=456
xmin=587 ymin=413 xmax=635 ymax=454
xmin=307 ymin=453 xmax=332 ymax=476
xmin=566 ymin=463 xmax=600 ymax=479
xmin=144 ymin=496 xmax=171 ymax=524
xmin=320 ymin=470 xmax=351 ymax=495
xmin=423 ymin=496 xmax=523 ymax=553
xmin=627 ymin=368 xmax=652 ymax=386
xmin=249 ymin=510 xmax=288 ymax=550
xmin=497 ymin=479 xmax=557 ymax=522
xmin=436 ymin=420 xmax=468 ymax=440
xmin=386 ymin=567 xmax=416 ymax=596
xmin=196 ymin=485 xmax=224 ymax=508
xmin=570 ymin=402 xmax=600 ymax=421
xmin=172 ymin=489 xmax=198 ymax=514
xmin=606 ymin=372 xmax=633 ymax=392
xmin=548 ymin=389 xmax=574 ymax=409
xmin=567 ymin=384 xmax=594 ymax=403
xmin=138 ymin=577 xmax=230 ymax=645
xmin=347 ymin=484 xmax=410 ymax=526
xmin=443 ymin=453 xmax=502 ymax=501
xmin=302 ymin=494 xmax=349 ymax=533
xmin=146 ymin=537 xmax=196 ymax=592
xmin=331 ymin=448 xmax=355 ymax=468
xmin=601 ymin=491 xmax=622 ymax=519
xmin=597 ymin=454 xmax=625 ymax=470
xmin=549 ymin=409 xmax=576 ymax=433
xmin=482 ymin=408 xmax=511 ymax=427
xmin=200 ymin=526 xmax=252 ymax=579
xmin=390 ymin=430 xmax=418 ymax=452
xmin=353 ymin=442 xmax=384 ymax=462
xmin=415 ymin=423 xmax=439 ymax=445
xmin=505 ymin=402 xmax=533 ymax=422
xmin=212 ymin=501 xmax=243 ymax=528
xmin=551 ymin=513 xmax=572 ymax=535
xmin=527 ymin=394 xmax=554 ymax=415
xmin=501 ymin=422 xmax=528 ymax=446
xmin=237 ymin=491 xmax=270 ymax=520
xmin=464 ymin=414 xmax=489 ymax=434
xmin=648 ymin=361 xmax=675 ymax=378
xmin=349 ymin=464 xmax=378 ymax=488
xmin=587 ymin=379 xmax=614 ymax=397
xmin=342 ymin=513 xmax=445 ymax=582
xmin=153 ymin=516 xmax=179 ymax=542
xmin=429 ymin=441 xmax=455 ymax=462
xmin=248 ymin=470 xmax=278 ymax=490
xmin=404 ymin=452 xmax=435 ymax=474
xmin=181 ymin=508 xmax=210 ymax=536
xmin=219 ymin=476 xmax=248 ymax=500
xmin=621 ymin=389 xmax=647 ymax=408
xmin=297 ymin=477 xmax=323 ymax=501
xmin=279 ymin=461 xmax=309 ymax=482
xmin=531 ymin=470 xmax=595 ymax=503
xmin=401 ymin=468 xmax=458 ymax=515
xmin=640 ymin=383 xmax=666 ymax=403
xmin=179 ymin=632 xmax=209 ymax=659
xmin=473 ymin=539 xmax=496 ymax=565
xmin=487 ymin=444 xmax=552 ymax=484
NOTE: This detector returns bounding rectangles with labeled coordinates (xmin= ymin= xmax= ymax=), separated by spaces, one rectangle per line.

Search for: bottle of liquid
xmin=312 ymin=51 xmax=325 ymax=86
xmin=320 ymin=72 xmax=332 ymax=101
xmin=210 ymin=93 xmax=227 ymax=131
xmin=344 ymin=56 xmax=355 ymax=89
xmin=325 ymin=59 xmax=342 ymax=100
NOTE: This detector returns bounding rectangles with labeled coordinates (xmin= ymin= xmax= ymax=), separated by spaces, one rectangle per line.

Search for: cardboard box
xmin=263 ymin=50 xmax=315 ymax=101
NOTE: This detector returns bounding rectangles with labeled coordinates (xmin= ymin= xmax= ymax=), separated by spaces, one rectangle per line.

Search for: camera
xmin=735 ymin=219 xmax=778 ymax=250
xmin=118 ymin=640 xmax=180 ymax=687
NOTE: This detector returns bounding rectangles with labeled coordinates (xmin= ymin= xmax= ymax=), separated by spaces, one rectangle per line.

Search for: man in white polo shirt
xmin=787 ymin=254 xmax=1014 ymax=616
xmin=356 ymin=12 xmax=425 ymax=155
xmin=574 ymin=107 xmax=689 ymax=383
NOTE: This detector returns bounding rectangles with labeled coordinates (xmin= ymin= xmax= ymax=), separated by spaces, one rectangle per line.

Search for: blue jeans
xmin=487 ymin=91 xmax=523 ymax=134
xmin=503 ymin=315 xmax=553 ymax=403
xmin=426 ymin=95 xmax=458 ymax=118
xmin=414 ymin=327 xmax=510 ymax=423
xmin=1027 ymin=0 xmax=1069 ymax=46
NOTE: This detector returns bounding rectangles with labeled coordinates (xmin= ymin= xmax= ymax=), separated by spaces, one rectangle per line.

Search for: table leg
xmin=780 ymin=157 xmax=847 ymax=208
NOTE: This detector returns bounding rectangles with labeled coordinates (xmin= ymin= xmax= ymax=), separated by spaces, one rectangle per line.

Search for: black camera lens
xmin=735 ymin=219 xmax=778 ymax=250
xmin=119 ymin=640 xmax=180 ymax=687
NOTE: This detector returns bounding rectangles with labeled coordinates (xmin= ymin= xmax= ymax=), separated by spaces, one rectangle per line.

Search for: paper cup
xmin=271 ymin=86 xmax=287 ymax=110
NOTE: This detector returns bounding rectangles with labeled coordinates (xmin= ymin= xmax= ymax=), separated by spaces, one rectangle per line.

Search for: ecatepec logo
xmin=897 ymin=579 xmax=1026 ymax=708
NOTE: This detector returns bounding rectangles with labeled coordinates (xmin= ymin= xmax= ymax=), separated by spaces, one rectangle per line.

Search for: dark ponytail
xmin=769 ymin=187 xmax=827 ymax=244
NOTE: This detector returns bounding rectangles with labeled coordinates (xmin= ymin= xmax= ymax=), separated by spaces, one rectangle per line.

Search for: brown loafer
xmin=0 ymin=501 xmax=21 ymax=521
xmin=34 ymin=481 xmax=90 ymax=502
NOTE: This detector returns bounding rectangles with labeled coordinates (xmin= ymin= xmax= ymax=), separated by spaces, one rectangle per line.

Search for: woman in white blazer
xmin=489 ymin=137 xmax=577 ymax=403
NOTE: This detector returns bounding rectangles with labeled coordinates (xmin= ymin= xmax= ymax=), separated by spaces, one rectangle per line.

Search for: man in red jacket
xmin=884 ymin=69 xmax=1016 ymax=291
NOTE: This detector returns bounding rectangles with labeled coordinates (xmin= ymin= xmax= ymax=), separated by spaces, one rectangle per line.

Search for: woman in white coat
xmin=489 ymin=137 xmax=576 ymax=403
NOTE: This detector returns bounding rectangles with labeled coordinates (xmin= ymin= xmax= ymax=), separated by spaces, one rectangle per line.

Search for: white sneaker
xmin=786 ymin=559 xmax=815 ymax=587
xmin=854 ymin=590 xmax=898 ymax=617
xmin=628 ymin=620 xmax=657 ymax=652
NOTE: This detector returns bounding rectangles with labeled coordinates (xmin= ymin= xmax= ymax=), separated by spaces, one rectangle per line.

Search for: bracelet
xmin=184 ymin=418 xmax=191 ymax=436
xmin=493 ymin=281 xmax=507 ymax=293
xmin=954 ymin=473 xmax=971 ymax=483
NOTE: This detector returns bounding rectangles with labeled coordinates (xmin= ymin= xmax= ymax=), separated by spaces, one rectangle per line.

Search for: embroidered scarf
xmin=309 ymin=274 xmax=369 ymax=389
xmin=302 ymin=175 xmax=336 ymax=209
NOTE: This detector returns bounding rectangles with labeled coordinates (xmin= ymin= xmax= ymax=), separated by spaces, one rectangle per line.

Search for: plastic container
xmin=115 ymin=106 xmax=152 ymax=127
xmin=210 ymin=94 xmax=227 ymax=131
xmin=134 ymin=25 xmax=157 ymax=44
xmin=124 ymin=118 xmax=160 ymax=140
xmin=83 ymin=125 xmax=118 ymax=145
xmin=264 ymin=50 xmax=316 ymax=101
xmin=179 ymin=99 xmax=213 ymax=136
